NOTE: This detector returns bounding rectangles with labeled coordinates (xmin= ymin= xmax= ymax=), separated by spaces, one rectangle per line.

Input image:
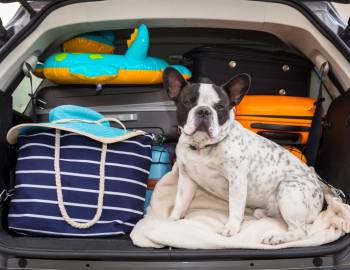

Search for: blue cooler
xmin=144 ymin=146 xmax=172 ymax=211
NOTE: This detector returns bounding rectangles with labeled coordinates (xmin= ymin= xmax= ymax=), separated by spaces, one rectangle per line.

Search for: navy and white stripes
xmin=8 ymin=130 xmax=152 ymax=237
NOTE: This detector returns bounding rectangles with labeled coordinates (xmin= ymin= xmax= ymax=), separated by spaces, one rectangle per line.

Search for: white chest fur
xmin=177 ymin=144 xmax=230 ymax=200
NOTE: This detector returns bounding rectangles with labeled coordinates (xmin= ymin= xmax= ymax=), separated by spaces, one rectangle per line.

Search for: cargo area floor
xmin=0 ymin=219 xmax=349 ymax=260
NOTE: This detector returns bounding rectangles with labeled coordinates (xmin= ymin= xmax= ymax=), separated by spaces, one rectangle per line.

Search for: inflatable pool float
xmin=34 ymin=62 xmax=45 ymax=79
xmin=37 ymin=24 xmax=191 ymax=85
xmin=63 ymin=31 xmax=116 ymax=54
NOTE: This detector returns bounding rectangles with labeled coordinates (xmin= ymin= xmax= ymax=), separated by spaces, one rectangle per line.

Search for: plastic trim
xmin=0 ymin=233 xmax=348 ymax=260
xmin=251 ymin=0 xmax=350 ymax=63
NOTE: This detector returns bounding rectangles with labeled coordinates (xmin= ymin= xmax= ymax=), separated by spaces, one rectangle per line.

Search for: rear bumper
xmin=2 ymin=255 xmax=347 ymax=270
xmin=0 ymin=225 xmax=349 ymax=269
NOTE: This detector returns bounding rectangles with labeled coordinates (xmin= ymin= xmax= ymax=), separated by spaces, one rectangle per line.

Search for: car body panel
xmin=0 ymin=0 xmax=350 ymax=269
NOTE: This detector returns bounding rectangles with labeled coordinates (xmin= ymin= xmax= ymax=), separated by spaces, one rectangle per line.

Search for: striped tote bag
xmin=8 ymin=127 xmax=152 ymax=237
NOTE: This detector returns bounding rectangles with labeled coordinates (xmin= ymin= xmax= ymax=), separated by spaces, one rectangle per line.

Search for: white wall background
xmin=0 ymin=3 xmax=40 ymax=113
xmin=334 ymin=3 xmax=350 ymax=22
xmin=0 ymin=3 xmax=20 ymax=25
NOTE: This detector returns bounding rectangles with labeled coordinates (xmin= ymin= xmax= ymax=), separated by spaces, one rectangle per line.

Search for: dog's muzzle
xmin=194 ymin=106 xmax=215 ymax=136
xmin=196 ymin=106 xmax=212 ymax=119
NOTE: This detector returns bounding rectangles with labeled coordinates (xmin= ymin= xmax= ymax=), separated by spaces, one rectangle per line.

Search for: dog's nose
xmin=196 ymin=106 xmax=212 ymax=118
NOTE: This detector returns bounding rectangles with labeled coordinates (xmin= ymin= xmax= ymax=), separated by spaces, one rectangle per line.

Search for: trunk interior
xmin=0 ymin=26 xmax=349 ymax=260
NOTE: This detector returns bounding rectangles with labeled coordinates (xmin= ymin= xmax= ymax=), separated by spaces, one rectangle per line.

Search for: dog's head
xmin=163 ymin=67 xmax=251 ymax=141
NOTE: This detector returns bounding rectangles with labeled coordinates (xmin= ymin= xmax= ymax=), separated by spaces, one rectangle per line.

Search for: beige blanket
xmin=131 ymin=163 xmax=350 ymax=249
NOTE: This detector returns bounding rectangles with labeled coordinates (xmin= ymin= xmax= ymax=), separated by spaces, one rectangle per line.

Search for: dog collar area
xmin=189 ymin=144 xmax=213 ymax=151
xmin=189 ymin=144 xmax=198 ymax=150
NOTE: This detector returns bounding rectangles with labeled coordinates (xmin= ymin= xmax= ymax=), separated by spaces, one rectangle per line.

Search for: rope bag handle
xmin=52 ymin=117 xmax=131 ymax=228
xmin=52 ymin=116 xmax=128 ymax=229
xmin=52 ymin=117 xmax=127 ymax=134
xmin=54 ymin=129 xmax=107 ymax=229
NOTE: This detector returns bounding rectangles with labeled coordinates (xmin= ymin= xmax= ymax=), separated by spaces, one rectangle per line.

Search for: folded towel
xmin=131 ymin=163 xmax=350 ymax=249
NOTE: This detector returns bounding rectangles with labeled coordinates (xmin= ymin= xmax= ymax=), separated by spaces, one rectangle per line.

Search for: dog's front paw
xmin=168 ymin=209 xmax=182 ymax=221
xmin=219 ymin=220 xmax=241 ymax=237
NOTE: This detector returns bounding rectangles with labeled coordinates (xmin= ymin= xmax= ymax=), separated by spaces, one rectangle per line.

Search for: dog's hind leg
xmin=252 ymin=192 xmax=282 ymax=220
xmin=262 ymin=179 xmax=323 ymax=245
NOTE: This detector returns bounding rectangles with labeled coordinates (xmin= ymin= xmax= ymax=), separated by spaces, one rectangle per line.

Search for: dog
xmin=163 ymin=67 xmax=326 ymax=245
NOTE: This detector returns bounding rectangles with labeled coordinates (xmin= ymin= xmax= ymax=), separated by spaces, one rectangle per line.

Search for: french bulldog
xmin=163 ymin=67 xmax=326 ymax=245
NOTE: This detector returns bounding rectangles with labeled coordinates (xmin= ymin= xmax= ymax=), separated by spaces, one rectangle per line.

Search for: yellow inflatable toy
xmin=36 ymin=24 xmax=192 ymax=85
xmin=63 ymin=31 xmax=116 ymax=54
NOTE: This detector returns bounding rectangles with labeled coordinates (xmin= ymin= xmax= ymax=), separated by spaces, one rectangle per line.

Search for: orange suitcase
xmin=235 ymin=95 xmax=316 ymax=145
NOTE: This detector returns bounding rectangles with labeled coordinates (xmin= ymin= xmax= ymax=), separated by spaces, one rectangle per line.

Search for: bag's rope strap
xmin=54 ymin=129 xmax=107 ymax=229
xmin=52 ymin=117 xmax=127 ymax=134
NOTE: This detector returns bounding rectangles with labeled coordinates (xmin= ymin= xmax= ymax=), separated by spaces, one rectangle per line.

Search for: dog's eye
xmin=215 ymin=104 xmax=225 ymax=111
xmin=183 ymin=97 xmax=197 ymax=107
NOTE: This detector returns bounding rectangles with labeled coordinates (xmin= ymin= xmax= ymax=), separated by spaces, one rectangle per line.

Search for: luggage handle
xmin=257 ymin=131 xmax=301 ymax=145
xmin=251 ymin=123 xmax=310 ymax=132
xmin=108 ymin=113 xmax=138 ymax=122
xmin=53 ymin=129 xmax=107 ymax=229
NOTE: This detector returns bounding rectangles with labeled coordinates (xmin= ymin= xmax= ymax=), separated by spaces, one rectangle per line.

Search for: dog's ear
xmin=222 ymin=73 xmax=251 ymax=106
xmin=163 ymin=67 xmax=188 ymax=100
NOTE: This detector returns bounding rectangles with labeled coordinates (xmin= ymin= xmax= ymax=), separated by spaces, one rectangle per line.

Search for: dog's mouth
xmin=192 ymin=119 xmax=216 ymax=138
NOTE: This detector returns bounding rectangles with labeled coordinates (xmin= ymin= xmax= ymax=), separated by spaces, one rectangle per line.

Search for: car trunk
xmin=0 ymin=25 xmax=349 ymax=262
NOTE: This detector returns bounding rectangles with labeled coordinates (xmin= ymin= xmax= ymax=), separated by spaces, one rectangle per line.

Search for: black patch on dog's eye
xmin=183 ymin=95 xmax=198 ymax=108
xmin=212 ymin=85 xmax=231 ymax=125
xmin=214 ymin=103 xmax=225 ymax=111
xmin=176 ymin=84 xmax=200 ymax=127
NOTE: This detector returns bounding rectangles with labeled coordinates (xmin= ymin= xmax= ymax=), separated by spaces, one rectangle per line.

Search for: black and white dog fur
xmin=163 ymin=67 xmax=325 ymax=245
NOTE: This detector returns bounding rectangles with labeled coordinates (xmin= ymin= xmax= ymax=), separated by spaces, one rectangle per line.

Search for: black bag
xmin=183 ymin=45 xmax=313 ymax=96
xmin=316 ymin=90 xmax=350 ymax=197
xmin=35 ymin=85 xmax=178 ymax=141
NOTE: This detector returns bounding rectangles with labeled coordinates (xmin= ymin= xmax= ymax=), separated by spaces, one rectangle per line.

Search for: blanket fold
xmin=131 ymin=163 xmax=350 ymax=249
